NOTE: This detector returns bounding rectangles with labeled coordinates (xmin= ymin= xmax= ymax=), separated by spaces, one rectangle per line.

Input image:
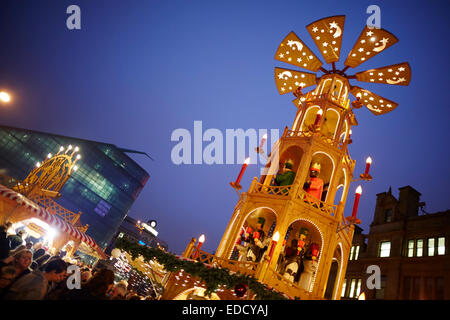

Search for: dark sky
xmin=1 ymin=0 xmax=449 ymax=255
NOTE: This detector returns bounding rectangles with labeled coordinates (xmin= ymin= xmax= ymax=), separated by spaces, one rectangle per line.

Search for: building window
xmin=384 ymin=209 xmax=392 ymax=223
xmin=349 ymin=245 xmax=360 ymax=261
xmin=355 ymin=279 xmax=362 ymax=298
xmin=437 ymin=237 xmax=445 ymax=255
xmin=354 ymin=245 xmax=360 ymax=260
xmin=416 ymin=239 xmax=423 ymax=257
xmin=349 ymin=279 xmax=357 ymax=298
xmin=407 ymin=240 xmax=414 ymax=257
xmin=428 ymin=238 xmax=435 ymax=256
xmin=341 ymin=279 xmax=347 ymax=297
xmin=379 ymin=241 xmax=391 ymax=257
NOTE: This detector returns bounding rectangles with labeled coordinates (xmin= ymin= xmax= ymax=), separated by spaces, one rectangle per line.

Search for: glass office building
xmin=0 ymin=125 xmax=149 ymax=248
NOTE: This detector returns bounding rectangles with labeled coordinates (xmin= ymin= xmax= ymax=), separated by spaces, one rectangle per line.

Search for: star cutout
xmin=366 ymin=31 xmax=373 ymax=36
xmin=398 ymin=67 xmax=405 ymax=71
xmin=278 ymin=53 xmax=284 ymax=58
xmin=277 ymin=73 xmax=284 ymax=79
xmin=297 ymin=58 xmax=302 ymax=62
xmin=323 ymin=42 xmax=328 ymax=47
xmin=329 ymin=21 xmax=339 ymax=29
xmin=312 ymin=26 xmax=318 ymax=32
xmin=358 ymin=48 xmax=364 ymax=52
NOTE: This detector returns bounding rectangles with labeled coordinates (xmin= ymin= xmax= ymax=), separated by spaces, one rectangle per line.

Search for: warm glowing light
xmin=74 ymin=146 xmax=79 ymax=152
xmin=370 ymin=37 xmax=376 ymax=42
xmin=366 ymin=157 xmax=372 ymax=164
xmin=244 ymin=157 xmax=250 ymax=165
xmin=355 ymin=185 xmax=362 ymax=195
xmin=199 ymin=234 xmax=206 ymax=243
xmin=59 ymin=146 xmax=64 ymax=152
xmin=316 ymin=109 xmax=323 ymax=115
xmin=47 ymin=153 xmax=52 ymax=159
xmin=358 ymin=292 xmax=366 ymax=300
xmin=0 ymin=91 xmax=11 ymax=103
xmin=72 ymin=165 xmax=78 ymax=172
xmin=76 ymin=154 xmax=81 ymax=160
xmin=36 ymin=162 xmax=41 ymax=168
xmin=68 ymin=145 xmax=73 ymax=150
xmin=137 ymin=220 xmax=141 ymax=224
xmin=46 ymin=228 xmax=58 ymax=239
xmin=272 ymin=231 xmax=280 ymax=242
xmin=262 ymin=133 xmax=267 ymax=140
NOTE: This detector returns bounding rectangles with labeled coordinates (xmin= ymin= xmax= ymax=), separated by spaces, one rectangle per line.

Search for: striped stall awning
xmin=0 ymin=184 xmax=106 ymax=259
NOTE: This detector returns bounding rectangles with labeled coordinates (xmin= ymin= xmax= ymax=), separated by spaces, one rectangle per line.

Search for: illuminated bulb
xmin=36 ymin=162 xmax=41 ymax=168
xmin=366 ymin=157 xmax=372 ymax=164
xmin=47 ymin=153 xmax=52 ymax=158
xmin=74 ymin=146 xmax=79 ymax=152
xmin=72 ymin=165 xmax=78 ymax=172
xmin=272 ymin=231 xmax=280 ymax=242
xmin=0 ymin=91 xmax=11 ymax=103
xmin=244 ymin=157 xmax=250 ymax=165
xmin=355 ymin=185 xmax=362 ymax=195
xmin=59 ymin=146 xmax=64 ymax=152
xmin=68 ymin=145 xmax=72 ymax=150
xmin=199 ymin=234 xmax=205 ymax=243
xmin=76 ymin=154 xmax=81 ymax=160
xmin=316 ymin=109 xmax=323 ymax=116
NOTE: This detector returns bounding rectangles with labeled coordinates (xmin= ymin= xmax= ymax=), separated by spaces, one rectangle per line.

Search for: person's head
xmin=33 ymin=248 xmax=46 ymax=261
xmin=84 ymin=268 xmax=115 ymax=297
xmin=36 ymin=254 xmax=51 ymax=267
xmin=13 ymin=249 xmax=33 ymax=271
xmin=81 ymin=270 xmax=92 ymax=285
xmin=25 ymin=242 xmax=33 ymax=250
xmin=0 ymin=265 xmax=16 ymax=289
xmin=309 ymin=163 xmax=320 ymax=178
xmin=110 ymin=280 xmax=127 ymax=299
xmin=43 ymin=259 xmax=67 ymax=282
xmin=33 ymin=242 xmax=43 ymax=251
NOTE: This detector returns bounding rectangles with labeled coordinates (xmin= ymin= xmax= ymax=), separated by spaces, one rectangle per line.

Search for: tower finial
xmin=388 ymin=186 xmax=392 ymax=194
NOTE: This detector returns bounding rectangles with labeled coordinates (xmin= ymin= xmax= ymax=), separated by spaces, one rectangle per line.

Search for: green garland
xmin=114 ymin=237 xmax=288 ymax=300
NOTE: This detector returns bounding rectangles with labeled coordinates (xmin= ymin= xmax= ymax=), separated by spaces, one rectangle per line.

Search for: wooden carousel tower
xmin=214 ymin=15 xmax=411 ymax=300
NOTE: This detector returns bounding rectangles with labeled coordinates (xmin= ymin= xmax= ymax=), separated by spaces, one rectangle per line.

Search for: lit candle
xmin=268 ymin=231 xmax=280 ymax=263
xmin=258 ymin=133 xmax=267 ymax=150
xmin=235 ymin=157 xmax=250 ymax=185
xmin=364 ymin=157 xmax=372 ymax=175
xmin=313 ymin=109 xmax=323 ymax=126
xmin=194 ymin=234 xmax=205 ymax=259
xmin=351 ymin=186 xmax=362 ymax=218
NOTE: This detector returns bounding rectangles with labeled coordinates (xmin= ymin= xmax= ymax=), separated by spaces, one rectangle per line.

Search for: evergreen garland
xmin=114 ymin=237 xmax=288 ymax=300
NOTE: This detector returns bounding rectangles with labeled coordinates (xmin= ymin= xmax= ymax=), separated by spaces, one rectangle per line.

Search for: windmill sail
xmin=355 ymin=62 xmax=411 ymax=86
xmin=351 ymin=86 xmax=398 ymax=115
xmin=274 ymin=31 xmax=323 ymax=72
xmin=306 ymin=15 xmax=346 ymax=64
xmin=274 ymin=67 xmax=317 ymax=95
xmin=344 ymin=26 xmax=398 ymax=68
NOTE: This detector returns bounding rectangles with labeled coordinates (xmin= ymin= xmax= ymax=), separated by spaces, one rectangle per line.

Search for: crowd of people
xmin=0 ymin=222 xmax=157 ymax=300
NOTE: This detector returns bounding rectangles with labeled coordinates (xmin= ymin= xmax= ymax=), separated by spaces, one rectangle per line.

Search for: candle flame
xmin=316 ymin=109 xmax=323 ymax=115
xmin=244 ymin=158 xmax=250 ymax=165
xmin=366 ymin=157 xmax=372 ymax=164
xmin=356 ymin=185 xmax=362 ymax=195
xmin=349 ymin=130 xmax=352 ymax=135
xmin=272 ymin=231 xmax=280 ymax=242
xmin=262 ymin=133 xmax=267 ymax=139
xmin=199 ymin=234 xmax=206 ymax=243
xmin=358 ymin=292 xmax=366 ymax=300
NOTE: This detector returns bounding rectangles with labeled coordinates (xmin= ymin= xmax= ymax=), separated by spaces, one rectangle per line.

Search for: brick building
xmin=342 ymin=186 xmax=449 ymax=300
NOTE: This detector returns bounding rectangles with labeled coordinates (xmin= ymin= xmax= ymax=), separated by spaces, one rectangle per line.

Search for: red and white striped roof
xmin=0 ymin=184 xmax=105 ymax=259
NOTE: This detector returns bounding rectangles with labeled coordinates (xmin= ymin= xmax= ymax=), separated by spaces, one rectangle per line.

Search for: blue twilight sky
xmin=0 ymin=0 xmax=449 ymax=254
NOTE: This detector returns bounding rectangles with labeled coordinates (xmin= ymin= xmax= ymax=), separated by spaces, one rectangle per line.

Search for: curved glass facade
xmin=0 ymin=125 xmax=149 ymax=248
